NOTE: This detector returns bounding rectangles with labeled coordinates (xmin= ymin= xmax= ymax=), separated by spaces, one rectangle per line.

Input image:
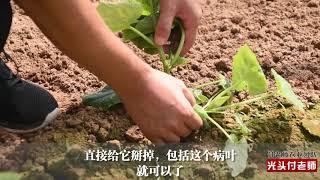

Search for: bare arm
xmin=15 ymin=0 xmax=202 ymax=143
xmin=15 ymin=0 xmax=150 ymax=97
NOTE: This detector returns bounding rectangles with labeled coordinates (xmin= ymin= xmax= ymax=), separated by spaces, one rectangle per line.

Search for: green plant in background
xmin=97 ymin=0 xmax=187 ymax=73
xmin=83 ymin=44 xmax=305 ymax=177
xmin=0 ymin=172 xmax=22 ymax=180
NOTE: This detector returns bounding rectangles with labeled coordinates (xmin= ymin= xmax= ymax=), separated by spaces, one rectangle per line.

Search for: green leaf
xmin=190 ymin=89 xmax=209 ymax=105
xmin=206 ymin=96 xmax=230 ymax=110
xmin=82 ymin=86 xmax=122 ymax=110
xmin=123 ymin=16 xmax=156 ymax=40
xmin=224 ymin=134 xmax=249 ymax=177
xmin=136 ymin=0 xmax=153 ymax=15
xmin=235 ymin=114 xmax=251 ymax=136
xmin=232 ymin=44 xmax=268 ymax=95
xmin=0 ymin=172 xmax=22 ymax=180
xmin=131 ymin=35 xmax=158 ymax=54
xmin=271 ymin=69 xmax=305 ymax=111
xmin=171 ymin=56 xmax=188 ymax=68
xmin=97 ymin=0 xmax=144 ymax=32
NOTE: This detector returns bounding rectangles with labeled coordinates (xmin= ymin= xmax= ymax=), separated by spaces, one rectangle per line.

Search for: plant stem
xmin=128 ymin=26 xmax=155 ymax=47
xmin=171 ymin=21 xmax=186 ymax=64
xmin=128 ymin=26 xmax=170 ymax=73
xmin=204 ymin=84 xmax=235 ymax=110
xmin=206 ymin=116 xmax=232 ymax=140
xmin=207 ymin=93 xmax=272 ymax=113
xmin=194 ymin=80 xmax=221 ymax=89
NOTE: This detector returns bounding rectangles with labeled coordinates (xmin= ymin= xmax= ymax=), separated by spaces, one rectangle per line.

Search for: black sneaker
xmin=0 ymin=52 xmax=60 ymax=133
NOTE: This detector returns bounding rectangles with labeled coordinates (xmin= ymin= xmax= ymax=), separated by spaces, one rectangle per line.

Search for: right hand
xmin=121 ymin=69 xmax=203 ymax=144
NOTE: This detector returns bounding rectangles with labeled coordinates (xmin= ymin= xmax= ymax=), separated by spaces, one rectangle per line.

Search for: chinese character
xmin=225 ymin=149 xmax=236 ymax=162
xmin=167 ymin=150 xmax=178 ymax=161
xmin=120 ymin=149 xmax=131 ymax=162
xmin=161 ymin=165 xmax=172 ymax=176
xmin=267 ymin=161 xmax=276 ymax=171
xmin=143 ymin=149 xmax=155 ymax=162
xmin=107 ymin=150 xmax=119 ymax=162
xmin=307 ymin=160 xmax=317 ymax=171
xmin=84 ymin=149 xmax=96 ymax=161
xmin=96 ymin=149 xmax=108 ymax=161
xmin=190 ymin=150 xmax=201 ymax=161
xmin=131 ymin=150 xmax=143 ymax=161
xmin=149 ymin=165 xmax=160 ymax=177
xmin=178 ymin=150 xmax=190 ymax=161
xmin=287 ymin=161 xmax=296 ymax=171
xmin=212 ymin=150 xmax=226 ymax=161
xmin=277 ymin=161 xmax=286 ymax=171
xmin=202 ymin=150 xmax=213 ymax=161
xmin=297 ymin=161 xmax=306 ymax=171
xmin=137 ymin=165 xmax=149 ymax=177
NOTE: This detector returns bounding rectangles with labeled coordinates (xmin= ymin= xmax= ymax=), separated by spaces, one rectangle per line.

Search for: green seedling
xmin=82 ymin=44 xmax=305 ymax=177
xmin=97 ymin=0 xmax=187 ymax=73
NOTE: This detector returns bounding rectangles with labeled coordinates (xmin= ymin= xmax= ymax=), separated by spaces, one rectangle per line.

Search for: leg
xmin=0 ymin=0 xmax=13 ymax=51
xmin=0 ymin=1 xmax=60 ymax=133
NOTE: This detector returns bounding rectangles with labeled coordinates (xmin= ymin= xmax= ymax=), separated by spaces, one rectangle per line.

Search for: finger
xmin=150 ymin=138 xmax=165 ymax=145
xmin=184 ymin=108 xmax=203 ymax=131
xmin=179 ymin=11 xmax=202 ymax=55
xmin=172 ymin=123 xmax=191 ymax=138
xmin=155 ymin=1 xmax=176 ymax=46
xmin=182 ymin=87 xmax=197 ymax=106
xmin=162 ymin=132 xmax=180 ymax=143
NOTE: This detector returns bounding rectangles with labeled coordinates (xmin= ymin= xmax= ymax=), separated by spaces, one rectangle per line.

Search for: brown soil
xmin=0 ymin=0 xmax=319 ymax=179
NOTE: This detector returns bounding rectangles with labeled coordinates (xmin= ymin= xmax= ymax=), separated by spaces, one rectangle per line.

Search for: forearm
xmin=15 ymin=0 xmax=152 ymax=96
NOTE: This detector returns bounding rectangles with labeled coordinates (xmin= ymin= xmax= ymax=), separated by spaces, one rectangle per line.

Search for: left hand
xmin=155 ymin=0 xmax=203 ymax=55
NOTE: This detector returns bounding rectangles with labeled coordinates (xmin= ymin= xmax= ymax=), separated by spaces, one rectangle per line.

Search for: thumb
xmin=155 ymin=2 xmax=176 ymax=46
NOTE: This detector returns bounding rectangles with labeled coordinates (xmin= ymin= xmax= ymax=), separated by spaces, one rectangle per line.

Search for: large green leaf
xmin=271 ymin=69 xmax=305 ymax=111
xmin=136 ymin=0 xmax=153 ymax=16
xmin=97 ymin=0 xmax=144 ymax=32
xmin=232 ymin=45 xmax=268 ymax=95
xmin=224 ymin=134 xmax=249 ymax=177
xmin=82 ymin=86 xmax=122 ymax=110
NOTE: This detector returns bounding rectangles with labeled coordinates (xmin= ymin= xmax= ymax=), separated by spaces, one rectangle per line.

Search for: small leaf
xmin=234 ymin=114 xmax=251 ymax=136
xmin=123 ymin=16 xmax=157 ymax=40
xmin=301 ymin=119 xmax=320 ymax=137
xmin=171 ymin=56 xmax=188 ymax=68
xmin=232 ymin=44 xmax=268 ymax=95
xmin=97 ymin=0 xmax=144 ymax=32
xmin=82 ymin=86 xmax=122 ymax=110
xmin=190 ymin=89 xmax=209 ymax=104
xmin=218 ymin=74 xmax=231 ymax=90
xmin=271 ymin=69 xmax=305 ymax=111
xmin=0 ymin=172 xmax=22 ymax=180
xmin=206 ymin=96 xmax=230 ymax=110
xmin=224 ymin=134 xmax=249 ymax=177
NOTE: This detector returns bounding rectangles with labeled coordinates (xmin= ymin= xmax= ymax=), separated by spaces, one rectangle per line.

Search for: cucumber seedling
xmin=83 ymin=44 xmax=305 ymax=177
xmin=97 ymin=0 xmax=187 ymax=73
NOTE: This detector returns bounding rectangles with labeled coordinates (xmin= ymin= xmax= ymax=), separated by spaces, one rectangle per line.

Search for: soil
xmin=0 ymin=0 xmax=319 ymax=179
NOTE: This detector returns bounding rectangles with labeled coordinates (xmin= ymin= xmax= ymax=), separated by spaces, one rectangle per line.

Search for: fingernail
xmin=155 ymin=36 xmax=166 ymax=46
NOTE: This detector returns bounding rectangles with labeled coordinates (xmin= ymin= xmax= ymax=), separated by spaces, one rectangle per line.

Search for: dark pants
xmin=0 ymin=0 xmax=13 ymax=51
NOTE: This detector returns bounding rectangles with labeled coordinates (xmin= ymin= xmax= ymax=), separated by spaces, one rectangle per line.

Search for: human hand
xmin=121 ymin=69 xmax=203 ymax=144
xmin=155 ymin=0 xmax=202 ymax=55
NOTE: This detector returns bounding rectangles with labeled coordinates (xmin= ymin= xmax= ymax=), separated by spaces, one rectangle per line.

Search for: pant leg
xmin=0 ymin=0 xmax=13 ymax=51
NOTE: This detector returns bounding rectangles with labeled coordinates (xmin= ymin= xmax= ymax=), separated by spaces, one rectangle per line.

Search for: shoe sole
xmin=1 ymin=108 xmax=60 ymax=134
